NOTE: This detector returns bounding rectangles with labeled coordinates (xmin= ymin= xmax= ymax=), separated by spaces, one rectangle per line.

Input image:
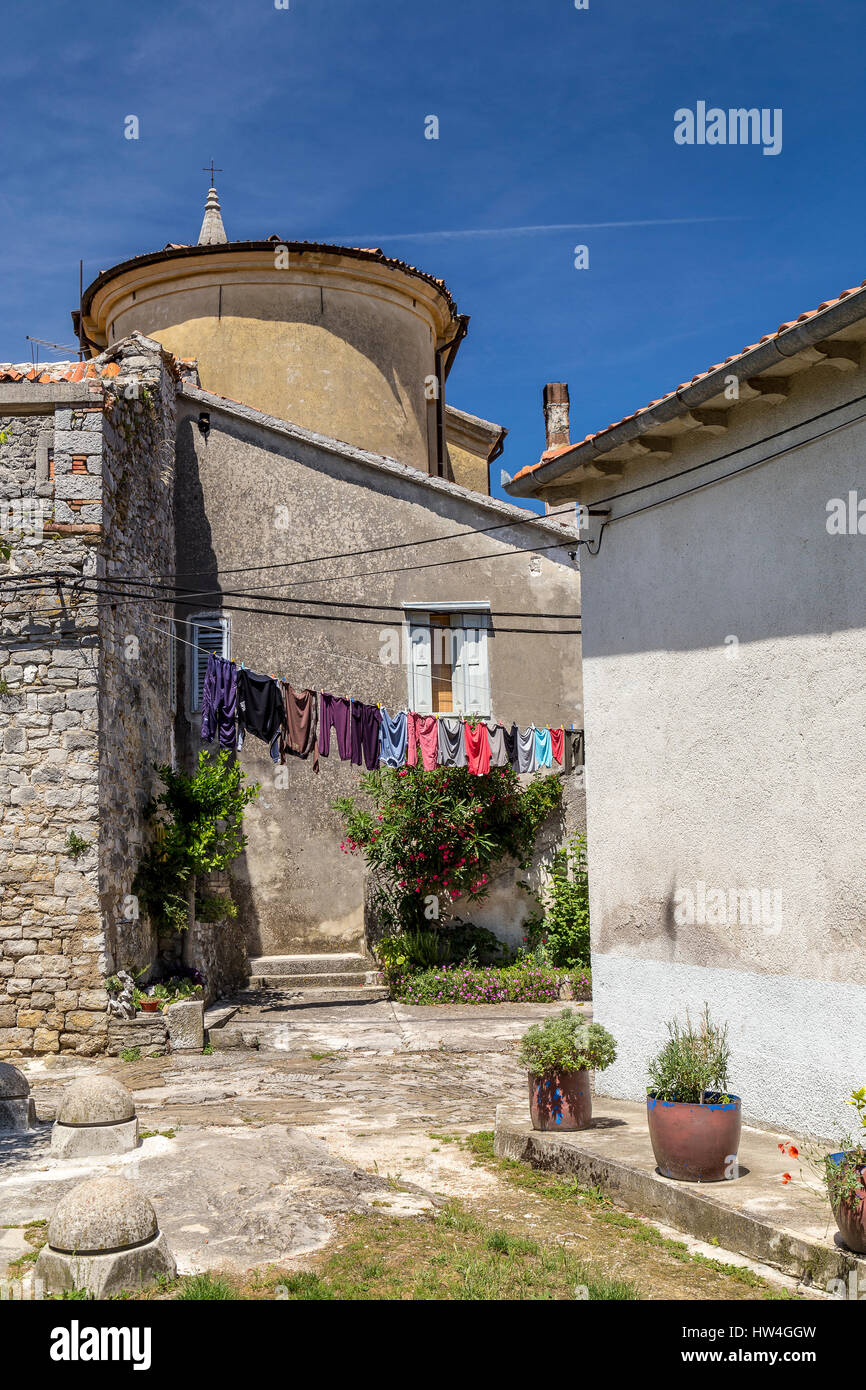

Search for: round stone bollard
xmin=0 ymin=1062 xmax=36 ymax=1131
xmin=51 ymin=1076 xmax=139 ymax=1157
xmin=35 ymin=1176 xmax=176 ymax=1297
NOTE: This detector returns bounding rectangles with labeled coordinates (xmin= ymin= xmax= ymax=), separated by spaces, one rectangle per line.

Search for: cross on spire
xmin=202 ymin=161 xmax=222 ymax=187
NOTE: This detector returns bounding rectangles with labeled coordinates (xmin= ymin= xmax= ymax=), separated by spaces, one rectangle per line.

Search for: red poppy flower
xmin=781 ymin=1173 xmax=792 ymax=1185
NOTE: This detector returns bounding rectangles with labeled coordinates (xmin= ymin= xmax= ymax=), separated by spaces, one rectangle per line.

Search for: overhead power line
xmin=0 ymin=569 xmax=580 ymax=621
xmin=0 ymin=577 xmax=581 ymax=636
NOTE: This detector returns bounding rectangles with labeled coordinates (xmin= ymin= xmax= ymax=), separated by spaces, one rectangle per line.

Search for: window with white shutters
xmin=189 ymin=614 xmax=230 ymax=712
xmin=404 ymin=605 xmax=490 ymax=716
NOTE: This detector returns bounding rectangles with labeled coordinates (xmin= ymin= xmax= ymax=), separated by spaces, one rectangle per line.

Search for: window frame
xmin=187 ymin=611 xmax=231 ymax=714
xmin=403 ymin=602 xmax=491 ymax=717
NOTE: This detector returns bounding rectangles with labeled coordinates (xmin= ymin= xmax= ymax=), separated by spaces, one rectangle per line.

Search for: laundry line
xmin=194 ymin=637 xmax=583 ymax=779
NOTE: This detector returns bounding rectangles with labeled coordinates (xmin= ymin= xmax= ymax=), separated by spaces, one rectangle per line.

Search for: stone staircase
xmin=244 ymin=953 xmax=388 ymax=1003
xmin=204 ymin=952 xmax=389 ymax=1050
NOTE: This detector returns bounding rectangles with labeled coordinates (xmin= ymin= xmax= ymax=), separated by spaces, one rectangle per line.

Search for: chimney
xmin=543 ymin=382 xmax=570 ymax=451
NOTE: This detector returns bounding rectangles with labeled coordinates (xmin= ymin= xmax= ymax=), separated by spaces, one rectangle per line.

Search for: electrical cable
xmin=0 ymin=577 xmax=581 ymax=636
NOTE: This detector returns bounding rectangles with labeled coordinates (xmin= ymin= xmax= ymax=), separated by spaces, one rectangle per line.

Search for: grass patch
xmin=459 ymin=1131 xmax=803 ymax=1301
xmin=176 ymin=1273 xmax=235 ymax=1301
xmin=243 ymin=1205 xmax=640 ymax=1301
xmin=120 ymin=1047 xmax=141 ymax=1063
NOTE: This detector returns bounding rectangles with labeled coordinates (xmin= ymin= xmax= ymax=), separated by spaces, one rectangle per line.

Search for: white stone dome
xmin=58 ymin=1075 xmax=135 ymax=1127
xmin=47 ymin=1176 xmax=158 ymax=1255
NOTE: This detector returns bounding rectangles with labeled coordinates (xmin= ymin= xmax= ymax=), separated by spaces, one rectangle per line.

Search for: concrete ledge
xmin=495 ymin=1101 xmax=866 ymax=1292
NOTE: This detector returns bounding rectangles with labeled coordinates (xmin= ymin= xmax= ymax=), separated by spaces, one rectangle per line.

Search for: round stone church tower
xmin=76 ymin=187 xmax=502 ymax=488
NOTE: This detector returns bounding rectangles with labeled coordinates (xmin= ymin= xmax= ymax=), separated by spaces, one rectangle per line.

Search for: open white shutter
xmin=408 ymin=620 xmax=433 ymax=712
xmin=455 ymin=613 xmax=489 ymax=715
xmin=191 ymin=618 xmax=229 ymax=711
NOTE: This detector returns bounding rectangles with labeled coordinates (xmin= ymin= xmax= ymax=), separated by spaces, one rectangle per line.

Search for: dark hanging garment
xmin=237 ymin=668 xmax=284 ymax=762
xmin=502 ymin=723 xmax=520 ymax=771
xmin=319 ymin=692 xmax=352 ymax=760
xmin=280 ymin=684 xmax=319 ymax=773
xmin=200 ymin=654 xmax=238 ymax=749
xmin=564 ymin=729 xmax=585 ymax=773
xmin=351 ymin=701 xmax=382 ymax=770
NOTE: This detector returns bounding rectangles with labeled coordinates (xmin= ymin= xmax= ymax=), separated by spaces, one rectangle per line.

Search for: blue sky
xmin=2 ymin=0 xmax=863 ymax=509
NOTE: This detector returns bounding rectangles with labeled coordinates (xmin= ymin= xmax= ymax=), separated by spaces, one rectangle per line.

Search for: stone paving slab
xmin=209 ymin=998 xmax=582 ymax=1054
xmin=495 ymin=1096 xmax=866 ymax=1293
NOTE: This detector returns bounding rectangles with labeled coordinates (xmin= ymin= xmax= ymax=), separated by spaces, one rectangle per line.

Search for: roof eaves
xmin=507 ymin=275 xmax=866 ymax=497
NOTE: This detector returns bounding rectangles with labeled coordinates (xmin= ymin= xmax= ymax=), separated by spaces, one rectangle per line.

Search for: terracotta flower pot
xmin=828 ymin=1152 xmax=866 ymax=1254
xmin=139 ymin=1000 xmax=160 ymax=1014
xmin=647 ymin=1092 xmax=742 ymax=1182
xmin=529 ymin=1069 xmax=592 ymax=1131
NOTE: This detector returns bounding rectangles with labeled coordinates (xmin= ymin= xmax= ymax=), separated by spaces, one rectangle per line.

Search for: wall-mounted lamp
xmin=197 ymin=410 xmax=210 ymax=438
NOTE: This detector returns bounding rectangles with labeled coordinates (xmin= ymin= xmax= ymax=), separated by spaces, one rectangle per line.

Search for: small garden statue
xmin=107 ymin=971 xmax=136 ymax=1020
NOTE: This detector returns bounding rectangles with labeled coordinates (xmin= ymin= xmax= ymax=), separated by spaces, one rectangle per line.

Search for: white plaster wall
xmin=594 ymin=954 xmax=866 ymax=1138
xmin=580 ymin=363 xmax=866 ymax=1135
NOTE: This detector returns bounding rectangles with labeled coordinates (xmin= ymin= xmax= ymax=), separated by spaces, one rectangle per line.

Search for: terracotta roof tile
xmin=517 ymin=277 xmax=866 ymax=481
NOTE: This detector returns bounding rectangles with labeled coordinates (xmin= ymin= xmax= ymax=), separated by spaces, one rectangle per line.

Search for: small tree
xmin=334 ymin=765 xmax=562 ymax=935
xmin=133 ymin=750 xmax=259 ymax=932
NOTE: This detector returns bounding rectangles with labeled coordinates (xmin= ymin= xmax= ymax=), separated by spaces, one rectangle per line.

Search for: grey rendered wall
xmin=173 ymin=395 xmax=582 ymax=957
xmin=578 ymin=362 xmax=866 ymax=1137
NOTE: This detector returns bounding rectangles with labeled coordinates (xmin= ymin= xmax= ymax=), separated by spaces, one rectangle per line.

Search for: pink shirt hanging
xmin=407 ymin=712 xmax=439 ymax=770
xmin=464 ymin=719 xmax=491 ymax=775
xmin=550 ymin=727 xmax=565 ymax=765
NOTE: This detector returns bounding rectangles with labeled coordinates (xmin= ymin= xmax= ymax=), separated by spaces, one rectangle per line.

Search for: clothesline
xmin=198 ymin=648 xmax=584 ymax=779
xmin=150 ymin=611 xmax=583 ymax=736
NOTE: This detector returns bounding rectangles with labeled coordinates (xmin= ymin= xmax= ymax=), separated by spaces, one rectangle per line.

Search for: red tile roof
xmin=512 ymin=276 xmax=866 ymax=484
xmin=0 ymin=360 xmax=120 ymax=384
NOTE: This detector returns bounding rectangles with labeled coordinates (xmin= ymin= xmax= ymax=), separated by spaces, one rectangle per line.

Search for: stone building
xmin=0 ymin=190 xmax=582 ymax=1057
xmin=508 ymin=274 xmax=866 ymax=1135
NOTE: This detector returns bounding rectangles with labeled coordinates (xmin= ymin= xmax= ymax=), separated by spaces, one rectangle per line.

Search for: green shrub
xmin=822 ymin=1086 xmax=866 ymax=1212
xmin=518 ymin=1009 xmax=617 ymax=1076
xmin=523 ymin=834 xmax=590 ymax=969
xmin=196 ymin=893 xmax=238 ymax=922
xmin=335 ymin=766 xmax=561 ymax=935
xmin=133 ymin=750 xmax=258 ymax=933
xmin=647 ymin=1006 xmax=731 ymax=1103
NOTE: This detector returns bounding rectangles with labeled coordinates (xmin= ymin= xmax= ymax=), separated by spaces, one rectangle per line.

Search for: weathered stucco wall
xmin=173 ymin=389 xmax=582 ymax=957
xmin=575 ymin=361 xmax=866 ymax=1135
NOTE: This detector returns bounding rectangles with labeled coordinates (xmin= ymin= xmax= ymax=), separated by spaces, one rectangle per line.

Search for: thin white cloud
xmin=328 ymin=216 xmax=744 ymax=243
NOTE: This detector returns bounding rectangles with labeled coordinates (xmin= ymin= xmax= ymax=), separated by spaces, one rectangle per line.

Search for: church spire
xmin=198 ymin=181 xmax=227 ymax=246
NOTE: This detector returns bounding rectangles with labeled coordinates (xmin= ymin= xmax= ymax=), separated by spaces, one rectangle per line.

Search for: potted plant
xmin=135 ymin=988 xmax=160 ymax=1014
xmin=518 ymin=1008 xmax=617 ymax=1131
xmin=646 ymin=1006 xmax=741 ymax=1183
xmin=824 ymin=1087 xmax=866 ymax=1254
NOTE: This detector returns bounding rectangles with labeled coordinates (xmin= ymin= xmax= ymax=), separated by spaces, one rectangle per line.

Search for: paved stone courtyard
xmin=1 ymin=1002 xmax=568 ymax=1275
xmin=0 ymin=1000 xmax=824 ymax=1297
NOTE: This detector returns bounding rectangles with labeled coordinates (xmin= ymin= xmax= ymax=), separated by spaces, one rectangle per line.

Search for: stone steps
xmin=248 ymin=971 xmax=379 ymax=990
xmin=248 ymin=953 xmax=371 ymax=979
xmin=202 ymin=952 xmax=389 ymax=1049
xmin=232 ymin=984 xmax=389 ymax=1007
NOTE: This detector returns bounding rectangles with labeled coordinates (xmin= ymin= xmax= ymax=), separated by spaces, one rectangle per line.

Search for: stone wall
xmin=0 ymin=335 xmax=176 ymax=1057
xmin=0 ymin=401 xmax=104 ymax=1056
xmin=96 ymin=337 xmax=176 ymax=980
